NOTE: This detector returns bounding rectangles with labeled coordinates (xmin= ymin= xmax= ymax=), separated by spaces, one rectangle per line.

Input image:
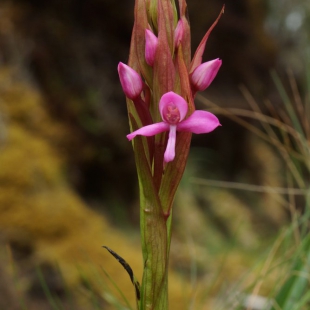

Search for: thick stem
xmin=139 ymin=195 xmax=169 ymax=310
xmin=129 ymin=115 xmax=171 ymax=310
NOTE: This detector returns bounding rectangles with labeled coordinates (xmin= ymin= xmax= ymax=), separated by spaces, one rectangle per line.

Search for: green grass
xmin=195 ymin=65 xmax=310 ymax=309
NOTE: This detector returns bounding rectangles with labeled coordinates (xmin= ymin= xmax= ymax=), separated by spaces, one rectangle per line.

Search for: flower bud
xmin=174 ymin=19 xmax=184 ymax=48
xmin=145 ymin=29 xmax=158 ymax=66
xmin=190 ymin=58 xmax=222 ymax=91
xmin=118 ymin=62 xmax=143 ymax=100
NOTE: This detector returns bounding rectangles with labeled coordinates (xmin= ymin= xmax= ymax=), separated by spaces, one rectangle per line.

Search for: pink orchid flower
xmin=190 ymin=58 xmax=222 ymax=92
xmin=145 ymin=20 xmax=185 ymax=67
xmin=145 ymin=29 xmax=158 ymax=66
xmin=118 ymin=62 xmax=143 ymax=100
xmin=127 ymin=91 xmax=220 ymax=162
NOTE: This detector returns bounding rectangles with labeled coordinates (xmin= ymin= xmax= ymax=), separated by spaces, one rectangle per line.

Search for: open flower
xmin=127 ymin=91 xmax=220 ymax=162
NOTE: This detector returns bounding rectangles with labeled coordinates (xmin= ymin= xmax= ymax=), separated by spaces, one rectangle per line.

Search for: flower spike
xmin=121 ymin=2 xmax=223 ymax=308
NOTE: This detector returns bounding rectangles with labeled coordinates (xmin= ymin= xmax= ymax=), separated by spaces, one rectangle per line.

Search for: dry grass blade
xmin=196 ymin=94 xmax=307 ymax=188
xmin=189 ymin=178 xmax=307 ymax=195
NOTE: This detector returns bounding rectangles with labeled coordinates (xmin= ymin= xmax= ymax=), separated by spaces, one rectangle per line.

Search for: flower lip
xmin=159 ymin=92 xmax=188 ymax=124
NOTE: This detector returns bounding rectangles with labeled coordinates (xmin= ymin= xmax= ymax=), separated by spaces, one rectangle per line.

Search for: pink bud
xmin=118 ymin=62 xmax=143 ymax=100
xmin=174 ymin=19 xmax=184 ymax=47
xmin=145 ymin=29 xmax=158 ymax=66
xmin=190 ymin=58 xmax=222 ymax=91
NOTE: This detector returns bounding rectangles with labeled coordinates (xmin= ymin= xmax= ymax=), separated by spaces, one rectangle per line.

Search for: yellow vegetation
xmin=0 ymin=64 xmax=288 ymax=309
xmin=0 ymin=67 xmax=191 ymax=309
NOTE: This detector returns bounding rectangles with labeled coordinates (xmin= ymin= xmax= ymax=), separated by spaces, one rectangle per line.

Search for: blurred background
xmin=0 ymin=0 xmax=309 ymax=309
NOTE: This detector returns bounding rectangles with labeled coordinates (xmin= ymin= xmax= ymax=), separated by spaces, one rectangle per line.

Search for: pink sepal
xmin=177 ymin=110 xmax=221 ymax=134
xmin=190 ymin=59 xmax=222 ymax=91
xmin=145 ymin=29 xmax=158 ymax=66
xmin=127 ymin=122 xmax=169 ymax=141
xmin=118 ymin=62 xmax=143 ymax=100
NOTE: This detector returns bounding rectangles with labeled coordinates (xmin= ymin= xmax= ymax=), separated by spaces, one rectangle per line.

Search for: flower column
xmin=118 ymin=0 xmax=224 ymax=309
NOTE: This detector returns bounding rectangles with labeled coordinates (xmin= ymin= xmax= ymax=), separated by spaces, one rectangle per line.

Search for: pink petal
xmin=159 ymin=91 xmax=188 ymax=122
xmin=177 ymin=110 xmax=221 ymax=134
xmin=164 ymin=125 xmax=177 ymax=162
xmin=145 ymin=29 xmax=158 ymax=66
xmin=190 ymin=59 xmax=222 ymax=91
xmin=118 ymin=62 xmax=143 ymax=100
xmin=127 ymin=122 xmax=169 ymax=141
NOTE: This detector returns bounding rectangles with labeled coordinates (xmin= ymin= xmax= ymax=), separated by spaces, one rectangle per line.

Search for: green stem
xmin=130 ymin=133 xmax=171 ymax=310
xmin=139 ymin=195 xmax=169 ymax=310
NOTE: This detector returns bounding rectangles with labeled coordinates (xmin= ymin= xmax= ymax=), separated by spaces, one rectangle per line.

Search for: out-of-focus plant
xmin=104 ymin=0 xmax=224 ymax=309
xmin=196 ymin=64 xmax=310 ymax=309
xmin=266 ymin=0 xmax=310 ymax=75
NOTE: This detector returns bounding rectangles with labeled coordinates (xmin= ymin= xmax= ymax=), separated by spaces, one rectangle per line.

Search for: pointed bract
xmin=174 ymin=19 xmax=184 ymax=48
xmin=190 ymin=5 xmax=224 ymax=73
